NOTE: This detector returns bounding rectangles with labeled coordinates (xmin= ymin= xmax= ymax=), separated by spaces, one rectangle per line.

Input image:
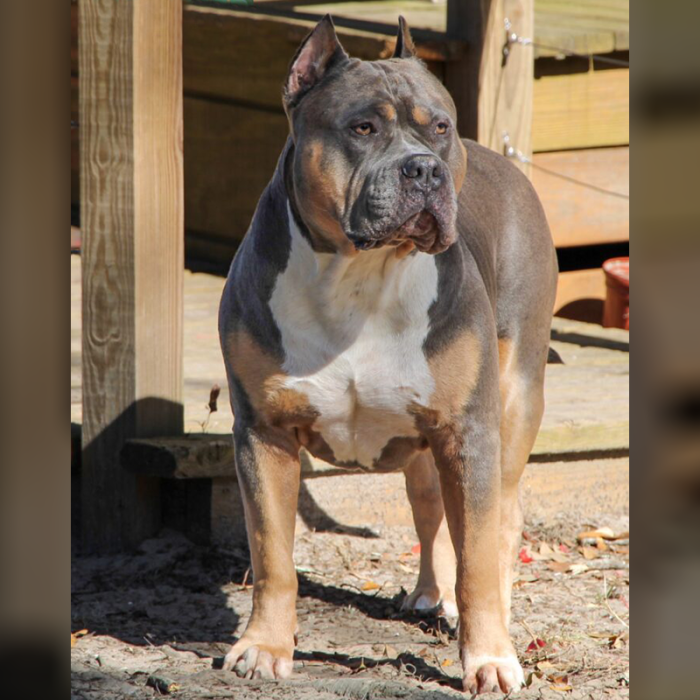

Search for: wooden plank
xmin=184 ymin=97 xmax=289 ymax=242
xmin=555 ymin=268 xmax=606 ymax=314
xmin=80 ymin=0 xmax=184 ymax=552
xmin=533 ymin=67 xmax=629 ymax=151
xmin=446 ymin=0 xmax=534 ymax=174
xmin=182 ymin=5 xmax=449 ymax=111
xmin=71 ymin=75 xmax=79 ymax=206
xmin=286 ymin=0 xmax=629 ymax=57
xmin=532 ymin=147 xmax=629 ymax=248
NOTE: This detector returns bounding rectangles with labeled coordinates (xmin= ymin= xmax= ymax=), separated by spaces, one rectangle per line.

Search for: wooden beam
xmin=532 ymin=147 xmax=629 ymax=248
xmin=80 ymin=0 xmax=184 ymax=552
xmin=445 ymin=0 xmax=534 ymax=174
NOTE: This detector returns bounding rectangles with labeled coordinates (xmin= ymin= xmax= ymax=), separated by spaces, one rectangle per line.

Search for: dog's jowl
xmin=218 ymin=15 xmax=558 ymax=695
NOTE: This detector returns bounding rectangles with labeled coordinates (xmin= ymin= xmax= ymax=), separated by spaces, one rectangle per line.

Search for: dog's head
xmin=284 ymin=16 xmax=467 ymax=255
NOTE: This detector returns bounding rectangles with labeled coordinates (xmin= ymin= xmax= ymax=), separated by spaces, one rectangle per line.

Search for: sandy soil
xmin=72 ymin=510 xmax=629 ymax=700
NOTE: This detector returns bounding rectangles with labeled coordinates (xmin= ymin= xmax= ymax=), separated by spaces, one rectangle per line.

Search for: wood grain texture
xmin=80 ymin=0 xmax=184 ymax=552
xmin=445 ymin=0 xmax=534 ymax=175
xmin=532 ymin=147 xmax=629 ymax=248
xmin=183 ymin=97 xmax=288 ymax=241
xmin=285 ymin=0 xmax=629 ymax=58
xmin=533 ymin=67 xmax=629 ymax=151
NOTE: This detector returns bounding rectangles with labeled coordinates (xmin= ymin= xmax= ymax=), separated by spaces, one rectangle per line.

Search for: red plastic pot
xmin=602 ymin=257 xmax=629 ymax=330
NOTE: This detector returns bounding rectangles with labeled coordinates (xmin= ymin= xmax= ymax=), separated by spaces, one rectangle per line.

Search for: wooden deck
xmin=72 ymin=254 xmax=629 ymax=471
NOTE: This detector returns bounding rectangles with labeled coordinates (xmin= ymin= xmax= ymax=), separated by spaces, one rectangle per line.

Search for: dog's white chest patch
xmin=268 ymin=204 xmax=438 ymax=468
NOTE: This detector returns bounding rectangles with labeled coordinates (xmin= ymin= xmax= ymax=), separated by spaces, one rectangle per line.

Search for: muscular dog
xmin=218 ymin=16 xmax=558 ymax=694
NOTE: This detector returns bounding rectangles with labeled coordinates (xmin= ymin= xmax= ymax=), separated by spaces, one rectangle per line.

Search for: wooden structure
xmin=78 ymin=0 xmax=184 ymax=552
xmin=72 ymin=0 xmax=629 ymax=317
xmin=73 ymin=0 xmax=628 ymax=550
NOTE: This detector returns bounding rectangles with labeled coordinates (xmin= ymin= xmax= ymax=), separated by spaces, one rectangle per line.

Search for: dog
xmin=218 ymin=16 xmax=557 ymax=694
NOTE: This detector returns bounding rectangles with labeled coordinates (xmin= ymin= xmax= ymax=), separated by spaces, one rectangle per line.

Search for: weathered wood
xmin=122 ymin=437 xmax=346 ymax=479
xmin=80 ymin=0 xmax=184 ymax=552
xmin=555 ymin=268 xmax=606 ymax=315
xmin=445 ymin=0 xmax=533 ymax=174
xmin=183 ymin=97 xmax=288 ymax=242
xmin=533 ymin=67 xmax=629 ymax=151
xmin=183 ymin=5 xmax=451 ymax=111
xmin=532 ymin=147 xmax=629 ymax=248
xmin=281 ymin=0 xmax=629 ymax=58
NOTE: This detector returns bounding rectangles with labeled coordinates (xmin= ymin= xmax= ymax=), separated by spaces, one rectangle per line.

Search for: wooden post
xmin=445 ymin=0 xmax=533 ymax=174
xmin=80 ymin=0 xmax=184 ymax=552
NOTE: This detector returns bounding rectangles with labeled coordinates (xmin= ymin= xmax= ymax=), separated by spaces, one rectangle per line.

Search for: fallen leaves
xmin=577 ymin=527 xmax=628 ymax=542
xmin=526 ymin=638 xmax=547 ymax=653
xmin=587 ymin=630 xmax=629 ymax=649
xmin=518 ymin=527 xmax=629 ymax=577
xmin=71 ymin=629 xmax=89 ymax=647
xmin=361 ymin=580 xmax=380 ymax=591
xmin=146 ymin=675 xmax=180 ymax=694
xmin=519 ymin=547 xmax=534 ymax=564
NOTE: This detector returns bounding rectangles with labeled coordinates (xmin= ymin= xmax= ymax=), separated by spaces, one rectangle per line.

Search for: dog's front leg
xmin=223 ymin=426 xmax=300 ymax=680
xmin=429 ymin=409 xmax=524 ymax=695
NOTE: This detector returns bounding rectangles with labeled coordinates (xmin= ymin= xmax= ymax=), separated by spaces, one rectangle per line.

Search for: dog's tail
xmin=547 ymin=347 xmax=564 ymax=364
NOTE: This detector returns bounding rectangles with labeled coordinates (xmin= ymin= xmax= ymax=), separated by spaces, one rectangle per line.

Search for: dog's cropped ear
xmin=284 ymin=15 xmax=348 ymax=110
xmin=393 ymin=16 xmax=416 ymax=59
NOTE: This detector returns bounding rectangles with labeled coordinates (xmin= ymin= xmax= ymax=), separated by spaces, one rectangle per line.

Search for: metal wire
xmin=503 ymin=133 xmax=630 ymax=200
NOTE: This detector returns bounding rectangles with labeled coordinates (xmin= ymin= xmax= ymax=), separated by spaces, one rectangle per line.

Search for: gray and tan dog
xmin=219 ymin=16 xmax=557 ymax=695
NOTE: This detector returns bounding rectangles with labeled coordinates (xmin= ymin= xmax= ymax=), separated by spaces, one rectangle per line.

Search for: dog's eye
xmin=352 ymin=123 xmax=374 ymax=136
xmin=435 ymin=122 xmax=449 ymax=135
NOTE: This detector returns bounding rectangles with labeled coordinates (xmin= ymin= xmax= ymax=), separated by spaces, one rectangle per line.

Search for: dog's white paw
xmin=402 ymin=586 xmax=458 ymax=618
xmin=462 ymin=653 xmax=524 ymax=695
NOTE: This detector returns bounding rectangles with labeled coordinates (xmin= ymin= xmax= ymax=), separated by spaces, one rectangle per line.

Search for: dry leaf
xmin=581 ymin=546 xmax=599 ymax=560
xmin=519 ymin=547 xmax=534 ymax=564
xmin=550 ymin=683 xmax=573 ymax=692
xmin=570 ymin=564 xmax=589 ymax=575
xmin=610 ymin=632 xmax=629 ymax=649
xmin=577 ymin=527 xmax=628 ymax=542
xmin=441 ymin=658 xmax=454 ymax=667
xmin=361 ymin=580 xmax=380 ymax=591
xmin=71 ymin=629 xmax=89 ymax=647
xmin=539 ymin=542 xmax=554 ymax=557
xmin=208 ymin=384 xmax=221 ymax=413
xmin=526 ymin=639 xmax=547 ymax=653
xmin=548 ymin=561 xmax=571 ymax=574
xmin=525 ymin=671 xmax=546 ymax=688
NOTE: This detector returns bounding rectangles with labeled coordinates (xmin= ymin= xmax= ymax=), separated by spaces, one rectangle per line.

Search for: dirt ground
xmin=72 ymin=505 xmax=629 ymax=700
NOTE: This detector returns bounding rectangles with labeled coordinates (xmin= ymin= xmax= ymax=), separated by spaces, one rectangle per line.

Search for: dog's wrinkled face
xmin=284 ymin=16 xmax=467 ymax=255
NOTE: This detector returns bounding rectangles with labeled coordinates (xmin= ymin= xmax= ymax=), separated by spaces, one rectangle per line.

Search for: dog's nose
xmin=401 ymin=155 xmax=443 ymax=191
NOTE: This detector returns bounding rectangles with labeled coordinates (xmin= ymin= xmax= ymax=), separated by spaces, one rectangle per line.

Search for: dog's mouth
xmin=353 ymin=209 xmax=453 ymax=255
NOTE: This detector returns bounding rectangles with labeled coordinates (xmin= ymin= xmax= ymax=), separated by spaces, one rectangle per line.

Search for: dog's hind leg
xmin=402 ymin=451 xmax=457 ymax=618
xmin=497 ymin=337 xmax=547 ymax=628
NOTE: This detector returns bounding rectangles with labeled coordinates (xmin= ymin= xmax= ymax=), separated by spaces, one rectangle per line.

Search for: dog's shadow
xmin=211 ymin=572 xmax=459 ymax=689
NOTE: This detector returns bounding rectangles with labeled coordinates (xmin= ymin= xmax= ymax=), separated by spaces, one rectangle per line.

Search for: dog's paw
xmin=462 ymin=653 xmax=524 ymax=695
xmin=401 ymin=586 xmax=458 ymax=618
xmin=223 ymin=639 xmax=293 ymax=680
